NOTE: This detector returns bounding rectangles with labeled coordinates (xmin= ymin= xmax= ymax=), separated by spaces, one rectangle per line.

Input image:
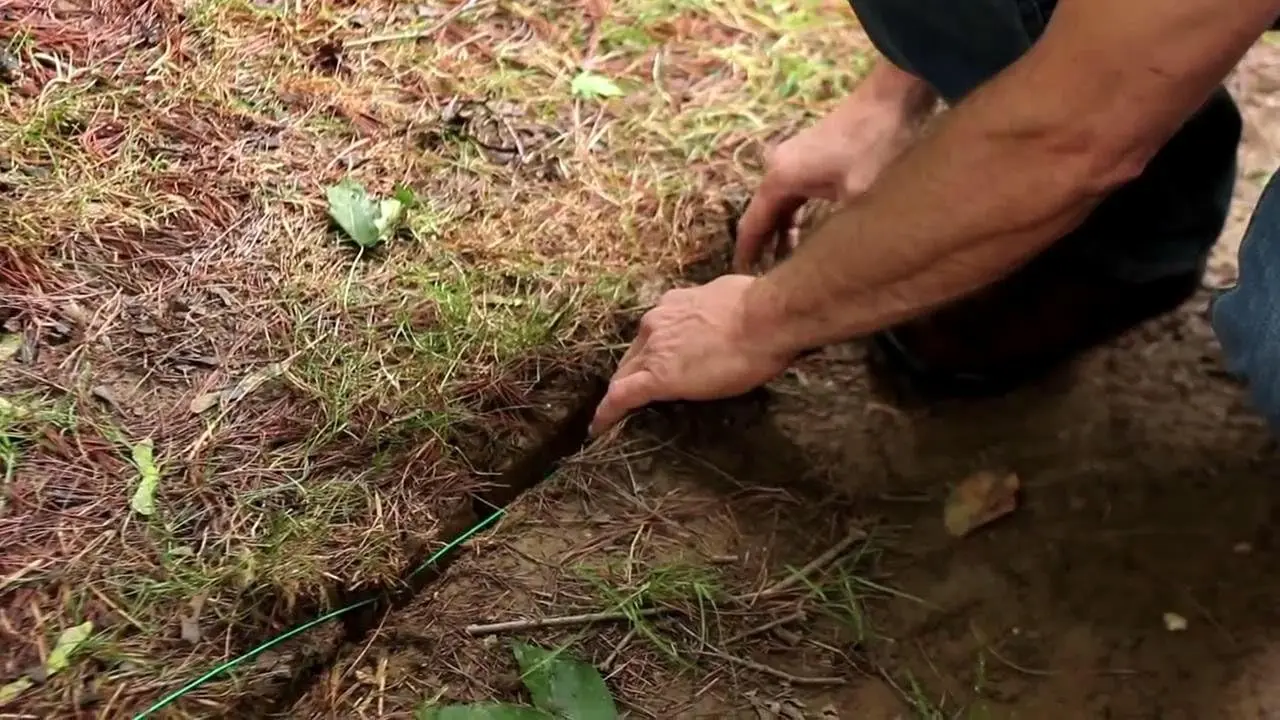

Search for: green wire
xmin=133 ymin=507 xmax=508 ymax=719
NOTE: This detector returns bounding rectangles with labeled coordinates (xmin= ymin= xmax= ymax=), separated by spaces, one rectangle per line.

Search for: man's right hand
xmin=733 ymin=62 xmax=938 ymax=274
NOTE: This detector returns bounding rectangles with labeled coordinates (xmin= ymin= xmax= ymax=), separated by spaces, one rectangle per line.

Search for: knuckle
xmin=660 ymin=287 xmax=686 ymax=301
xmin=841 ymin=174 xmax=871 ymax=201
xmin=764 ymin=142 xmax=799 ymax=180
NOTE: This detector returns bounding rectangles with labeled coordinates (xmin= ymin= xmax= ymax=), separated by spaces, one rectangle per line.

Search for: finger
xmin=760 ymin=205 xmax=799 ymax=271
xmin=613 ymin=335 xmax=647 ymax=382
xmin=613 ymin=309 xmax=658 ymax=376
xmin=589 ymin=369 xmax=661 ymax=437
xmin=772 ymin=220 xmax=797 ymax=266
xmin=734 ymin=189 xmax=803 ymax=275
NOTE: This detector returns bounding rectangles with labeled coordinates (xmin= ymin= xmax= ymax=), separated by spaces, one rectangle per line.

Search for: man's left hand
xmin=590 ymin=275 xmax=795 ymax=436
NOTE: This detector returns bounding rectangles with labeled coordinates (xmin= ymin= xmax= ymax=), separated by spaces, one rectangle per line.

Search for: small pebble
xmin=1163 ymin=612 xmax=1188 ymax=632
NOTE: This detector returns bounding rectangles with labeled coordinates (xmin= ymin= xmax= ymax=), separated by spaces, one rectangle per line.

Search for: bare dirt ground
xmin=289 ymin=40 xmax=1280 ymax=720
xmin=4 ymin=2 xmax=1280 ymax=719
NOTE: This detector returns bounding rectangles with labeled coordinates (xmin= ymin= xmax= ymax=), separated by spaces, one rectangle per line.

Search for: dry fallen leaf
xmin=91 ymin=385 xmax=127 ymax=415
xmin=944 ymin=471 xmax=1020 ymax=537
xmin=224 ymin=362 xmax=287 ymax=404
xmin=189 ymin=391 xmax=223 ymax=415
xmin=180 ymin=594 xmax=205 ymax=644
xmin=61 ymin=301 xmax=92 ymax=328
xmin=745 ymin=691 xmax=808 ymax=720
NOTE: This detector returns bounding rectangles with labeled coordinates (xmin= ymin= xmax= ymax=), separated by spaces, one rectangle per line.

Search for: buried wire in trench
xmin=132 ymin=507 xmax=509 ymax=720
xmin=134 ymin=378 xmax=606 ymax=718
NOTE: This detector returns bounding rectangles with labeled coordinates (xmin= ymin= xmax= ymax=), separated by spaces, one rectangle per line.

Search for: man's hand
xmin=733 ymin=62 xmax=937 ymax=274
xmin=733 ymin=0 xmax=1280 ymax=362
xmin=590 ymin=275 xmax=795 ymax=436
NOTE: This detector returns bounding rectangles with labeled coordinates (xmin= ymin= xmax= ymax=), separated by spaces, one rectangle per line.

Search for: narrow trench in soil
xmin=223 ymin=379 xmax=609 ymax=717
xmin=217 ymin=248 xmax=729 ymax=718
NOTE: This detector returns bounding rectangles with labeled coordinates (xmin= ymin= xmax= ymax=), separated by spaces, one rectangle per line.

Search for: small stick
xmin=601 ymin=626 xmax=639 ymax=671
xmin=465 ymin=606 xmax=671 ymax=636
xmin=970 ymin=623 xmax=1054 ymax=677
xmin=984 ymin=643 xmax=1055 ymax=677
xmin=772 ymin=627 xmax=803 ymax=646
xmin=464 ymin=528 xmax=869 ymax=637
xmin=752 ymin=528 xmax=868 ymax=601
xmin=345 ymin=0 xmax=482 ymax=49
xmin=722 ymin=610 xmax=805 ymax=646
xmin=695 ymin=648 xmax=844 ymax=686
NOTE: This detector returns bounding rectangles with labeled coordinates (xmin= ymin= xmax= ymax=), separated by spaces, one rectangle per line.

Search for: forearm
xmin=745 ymin=0 xmax=1278 ymax=357
xmin=748 ymin=57 xmax=1107 ymax=352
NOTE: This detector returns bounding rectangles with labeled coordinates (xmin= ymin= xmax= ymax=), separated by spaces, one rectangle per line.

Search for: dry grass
xmin=0 ymin=0 xmax=871 ymax=715
xmin=291 ymin=437 xmax=893 ymax=719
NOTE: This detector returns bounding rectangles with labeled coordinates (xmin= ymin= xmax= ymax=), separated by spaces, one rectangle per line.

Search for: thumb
xmin=590 ymin=370 xmax=661 ymax=436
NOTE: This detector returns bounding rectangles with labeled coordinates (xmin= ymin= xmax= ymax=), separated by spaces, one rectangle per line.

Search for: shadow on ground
xmin=640 ymin=290 xmax=1280 ymax=718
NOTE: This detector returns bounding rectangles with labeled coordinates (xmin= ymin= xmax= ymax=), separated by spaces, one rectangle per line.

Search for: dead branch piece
xmin=465 ymin=606 xmax=671 ymax=636
xmin=752 ymin=527 xmax=868 ymax=601
xmin=345 ymin=0 xmax=486 ymax=49
xmin=464 ymin=527 xmax=869 ymax=638
xmin=722 ymin=610 xmax=805 ymax=646
xmin=696 ymin=648 xmax=844 ymax=687
xmin=601 ymin=626 xmax=639 ymax=671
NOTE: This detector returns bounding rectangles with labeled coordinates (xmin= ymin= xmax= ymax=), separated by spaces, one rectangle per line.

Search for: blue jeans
xmin=849 ymin=0 xmax=1280 ymax=430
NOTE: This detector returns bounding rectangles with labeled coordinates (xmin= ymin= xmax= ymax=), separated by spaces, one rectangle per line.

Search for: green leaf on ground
xmin=0 ymin=397 xmax=28 ymax=421
xmin=415 ymin=704 xmax=551 ymax=720
xmin=512 ymin=641 xmax=619 ymax=720
xmin=570 ymin=71 xmax=624 ymax=100
xmin=394 ymin=184 xmax=418 ymax=208
xmin=129 ymin=439 xmax=162 ymax=516
xmin=0 ymin=678 xmax=33 ymax=707
xmin=2 ymin=621 xmax=94 ymax=706
xmin=326 ymin=179 xmax=407 ymax=248
xmin=327 ymin=179 xmax=382 ymax=247
xmin=375 ymin=197 xmax=405 ymax=236
xmin=46 ymin=621 xmax=93 ymax=674
xmin=0 ymin=334 xmax=21 ymax=364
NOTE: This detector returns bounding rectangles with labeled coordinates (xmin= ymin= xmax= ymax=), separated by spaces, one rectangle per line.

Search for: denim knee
xmin=845 ymin=0 xmax=1238 ymax=284
xmin=1212 ymin=173 xmax=1280 ymax=431
xmin=847 ymin=0 xmax=1045 ymax=103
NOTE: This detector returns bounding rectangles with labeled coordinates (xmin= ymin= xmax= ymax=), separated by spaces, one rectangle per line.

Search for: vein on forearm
xmin=750 ymin=0 xmax=1280 ymax=355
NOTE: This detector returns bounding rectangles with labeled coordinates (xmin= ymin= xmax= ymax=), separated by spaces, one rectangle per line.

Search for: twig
xmin=752 ymin=527 xmax=868 ymax=601
xmin=984 ymin=643 xmax=1055 ymax=677
xmin=970 ymin=623 xmax=1054 ymax=677
xmin=465 ymin=606 xmax=672 ymax=636
xmin=722 ymin=610 xmax=805 ymax=646
xmin=343 ymin=604 xmax=392 ymax=681
xmin=464 ymin=527 xmax=869 ymax=638
xmin=601 ymin=626 xmax=639 ymax=671
xmin=0 ymin=559 xmax=48 ymax=594
xmin=695 ymin=648 xmax=844 ymax=686
xmin=772 ymin=627 xmax=804 ymax=646
xmin=345 ymin=0 xmax=483 ymax=49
